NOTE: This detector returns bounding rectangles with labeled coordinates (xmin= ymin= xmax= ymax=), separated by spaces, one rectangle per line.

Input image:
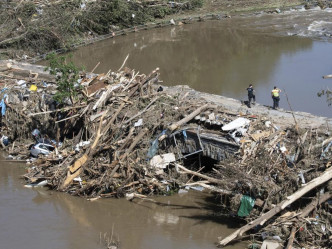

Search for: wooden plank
xmin=69 ymin=154 xmax=88 ymax=174
xmin=250 ymin=131 xmax=271 ymax=142
xmin=86 ymin=80 xmax=107 ymax=96
xmin=169 ymin=104 xmax=209 ymax=131
xmin=218 ymin=166 xmax=332 ymax=247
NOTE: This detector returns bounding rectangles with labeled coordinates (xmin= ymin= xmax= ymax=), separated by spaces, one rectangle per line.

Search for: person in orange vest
xmin=271 ymin=86 xmax=281 ymax=109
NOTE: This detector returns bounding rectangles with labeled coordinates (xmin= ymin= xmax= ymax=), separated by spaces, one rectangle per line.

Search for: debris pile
xmin=215 ymin=122 xmax=332 ymax=248
xmin=0 ymin=60 xmax=331 ymax=249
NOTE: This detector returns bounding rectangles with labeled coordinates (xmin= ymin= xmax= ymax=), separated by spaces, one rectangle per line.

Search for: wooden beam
xmin=217 ymin=166 xmax=332 ymax=247
xmin=169 ymin=104 xmax=209 ymax=131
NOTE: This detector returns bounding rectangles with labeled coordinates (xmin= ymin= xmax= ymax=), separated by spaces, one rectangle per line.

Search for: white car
xmin=30 ymin=143 xmax=55 ymax=157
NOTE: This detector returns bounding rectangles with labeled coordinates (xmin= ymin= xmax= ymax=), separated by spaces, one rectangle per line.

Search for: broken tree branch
xmin=217 ymin=166 xmax=332 ymax=247
xmin=286 ymin=191 xmax=332 ymax=249
xmin=175 ymin=163 xmax=225 ymax=185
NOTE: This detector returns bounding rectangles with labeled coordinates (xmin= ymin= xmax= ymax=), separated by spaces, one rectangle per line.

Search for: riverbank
xmin=0 ymin=60 xmax=331 ymax=248
xmin=1 ymin=0 xmax=326 ymax=61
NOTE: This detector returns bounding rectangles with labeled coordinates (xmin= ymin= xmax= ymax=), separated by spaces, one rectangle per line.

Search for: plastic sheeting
xmin=238 ymin=195 xmax=255 ymax=217
xmin=147 ymin=130 xmax=166 ymax=159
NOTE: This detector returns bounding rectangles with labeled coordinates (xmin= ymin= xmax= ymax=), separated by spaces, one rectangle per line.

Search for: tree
xmin=45 ymin=52 xmax=83 ymax=104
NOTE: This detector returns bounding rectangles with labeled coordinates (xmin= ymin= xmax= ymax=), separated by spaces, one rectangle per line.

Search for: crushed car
xmin=30 ymin=142 xmax=55 ymax=157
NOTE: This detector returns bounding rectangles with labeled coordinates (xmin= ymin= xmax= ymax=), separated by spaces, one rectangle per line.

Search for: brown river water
xmin=0 ymin=158 xmax=245 ymax=249
xmin=70 ymin=7 xmax=332 ymax=117
xmin=2 ymin=7 xmax=332 ymax=249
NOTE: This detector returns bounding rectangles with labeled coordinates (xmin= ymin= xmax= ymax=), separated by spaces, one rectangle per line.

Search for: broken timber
xmin=285 ymin=191 xmax=332 ymax=249
xmin=217 ymin=166 xmax=332 ymax=247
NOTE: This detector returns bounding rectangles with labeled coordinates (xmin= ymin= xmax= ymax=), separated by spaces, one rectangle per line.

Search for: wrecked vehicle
xmin=30 ymin=143 xmax=55 ymax=158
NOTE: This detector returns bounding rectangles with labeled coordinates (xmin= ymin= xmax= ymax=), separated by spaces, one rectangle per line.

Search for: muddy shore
xmin=166 ymin=85 xmax=332 ymax=131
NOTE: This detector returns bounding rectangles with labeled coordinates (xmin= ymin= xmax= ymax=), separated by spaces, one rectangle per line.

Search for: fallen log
xmin=217 ymin=166 xmax=332 ymax=247
xmin=169 ymin=104 xmax=209 ymax=131
xmin=175 ymin=163 xmax=225 ymax=185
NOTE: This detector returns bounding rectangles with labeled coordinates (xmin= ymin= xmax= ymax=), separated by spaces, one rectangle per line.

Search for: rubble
xmin=0 ymin=59 xmax=331 ymax=249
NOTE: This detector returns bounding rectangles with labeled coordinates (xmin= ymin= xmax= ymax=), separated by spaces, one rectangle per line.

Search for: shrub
xmin=45 ymin=53 xmax=83 ymax=104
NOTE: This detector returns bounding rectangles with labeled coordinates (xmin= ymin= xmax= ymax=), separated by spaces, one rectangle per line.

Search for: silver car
xmin=30 ymin=143 xmax=55 ymax=157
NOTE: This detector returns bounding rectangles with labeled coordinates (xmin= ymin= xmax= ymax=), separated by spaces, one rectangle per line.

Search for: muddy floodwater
xmin=70 ymin=7 xmax=332 ymax=117
xmin=0 ymin=158 xmax=246 ymax=249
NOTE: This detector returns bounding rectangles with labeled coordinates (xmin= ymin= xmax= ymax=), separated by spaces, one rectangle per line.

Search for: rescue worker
xmin=271 ymin=86 xmax=281 ymax=109
xmin=246 ymin=84 xmax=255 ymax=108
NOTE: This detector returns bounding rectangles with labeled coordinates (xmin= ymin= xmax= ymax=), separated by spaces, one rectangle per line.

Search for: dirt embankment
xmin=0 ymin=0 xmax=324 ymax=61
xmin=172 ymin=0 xmax=302 ymax=15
